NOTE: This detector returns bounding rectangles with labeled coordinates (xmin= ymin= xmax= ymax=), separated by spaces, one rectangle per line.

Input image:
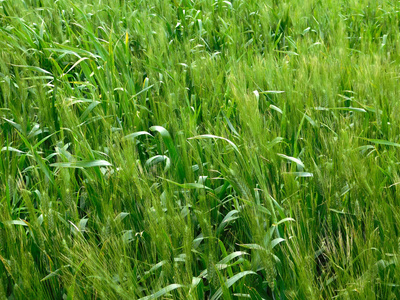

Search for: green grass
xmin=1 ymin=0 xmax=400 ymax=299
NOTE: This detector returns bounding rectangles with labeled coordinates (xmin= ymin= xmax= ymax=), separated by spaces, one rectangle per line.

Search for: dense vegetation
xmin=1 ymin=0 xmax=400 ymax=299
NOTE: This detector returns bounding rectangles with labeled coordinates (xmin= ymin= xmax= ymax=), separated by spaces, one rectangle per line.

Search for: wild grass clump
xmin=1 ymin=0 xmax=400 ymax=299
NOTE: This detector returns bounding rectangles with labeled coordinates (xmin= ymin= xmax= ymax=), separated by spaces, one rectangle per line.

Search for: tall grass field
xmin=1 ymin=0 xmax=400 ymax=299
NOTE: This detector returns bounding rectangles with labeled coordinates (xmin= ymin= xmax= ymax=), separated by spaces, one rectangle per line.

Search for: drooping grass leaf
xmin=3 ymin=219 xmax=28 ymax=226
xmin=150 ymin=126 xmax=184 ymax=181
xmin=139 ymin=284 xmax=184 ymax=300
xmin=277 ymin=153 xmax=305 ymax=168
xmin=123 ymin=131 xmax=154 ymax=141
xmin=188 ymin=134 xmax=240 ymax=154
xmin=50 ymin=160 xmax=112 ymax=168
xmin=361 ymin=138 xmax=400 ymax=148
xmin=211 ymin=271 xmax=257 ymax=300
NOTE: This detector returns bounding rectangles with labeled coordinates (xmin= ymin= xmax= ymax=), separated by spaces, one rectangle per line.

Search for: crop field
xmin=1 ymin=0 xmax=400 ymax=299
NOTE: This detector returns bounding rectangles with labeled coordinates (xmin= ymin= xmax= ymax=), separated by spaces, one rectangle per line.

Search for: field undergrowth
xmin=1 ymin=0 xmax=400 ymax=299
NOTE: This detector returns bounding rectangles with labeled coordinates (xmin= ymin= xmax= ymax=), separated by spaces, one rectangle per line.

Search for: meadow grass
xmin=1 ymin=0 xmax=400 ymax=299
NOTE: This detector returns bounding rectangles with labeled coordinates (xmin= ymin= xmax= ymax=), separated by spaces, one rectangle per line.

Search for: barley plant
xmin=1 ymin=0 xmax=400 ymax=299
